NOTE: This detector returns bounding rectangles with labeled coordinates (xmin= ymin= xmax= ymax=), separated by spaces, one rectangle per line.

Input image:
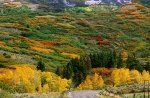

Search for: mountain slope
xmin=0 ymin=3 xmax=149 ymax=71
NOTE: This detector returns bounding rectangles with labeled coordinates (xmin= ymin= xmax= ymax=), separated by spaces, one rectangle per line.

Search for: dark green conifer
xmin=37 ymin=59 xmax=45 ymax=72
xmin=117 ymin=53 xmax=124 ymax=68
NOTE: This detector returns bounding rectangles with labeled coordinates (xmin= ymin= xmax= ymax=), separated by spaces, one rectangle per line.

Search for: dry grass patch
xmin=28 ymin=16 xmax=55 ymax=27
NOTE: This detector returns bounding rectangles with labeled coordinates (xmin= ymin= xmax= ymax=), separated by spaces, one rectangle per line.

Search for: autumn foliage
xmin=109 ymin=68 xmax=130 ymax=86
xmin=109 ymin=68 xmax=150 ymax=86
xmin=0 ymin=66 xmax=70 ymax=93
xmin=91 ymin=68 xmax=113 ymax=76
xmin=77 ymin=68 xmax=150 ymax=90
xmin=77 ymin=73 xmax=104 ymax=90
xmin=0 ymin=41 xmax=5 ymax=46
xmin=30 ymin=47 xmax=54 ymax=54
xmin=61 ymin=52 xmax=80 ymax=59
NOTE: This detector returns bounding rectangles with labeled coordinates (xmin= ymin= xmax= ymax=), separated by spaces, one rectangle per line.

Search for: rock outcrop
xmin=2 ymin=2 xmax=22 ymax=7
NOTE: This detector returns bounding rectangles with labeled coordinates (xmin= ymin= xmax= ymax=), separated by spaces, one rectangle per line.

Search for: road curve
xmin=68 ymin=90 xmax=101 ymax=98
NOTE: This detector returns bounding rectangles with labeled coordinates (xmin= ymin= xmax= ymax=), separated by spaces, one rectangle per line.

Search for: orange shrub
xmin=0 ymin=41 xmax=5 ymax=46
xmin=0 ymin=56 xmax=5 ymax=60
xmin=8 ymin=39 xmax=21 ymax=44
xmin=133 ymin=14 xmax=143 ymax=19
xmin=120 ymin=10 xmax=131 ymax=15
xmin=145 ymin=17 xmax=150 ymax=21
xmin=77 ymin=19 xmax=90 ymax=27
xmin=91 ymin=68 xmax=113 ymax=76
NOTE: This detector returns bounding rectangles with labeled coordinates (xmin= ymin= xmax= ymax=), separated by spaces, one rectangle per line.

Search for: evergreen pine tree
xmin=145 ymin=62 xmax=150 ymax=72
xmin=37 ymin=59 xmax=45 ymax=72
xmin=106 ymin=50 xmax=114 ymax=68
xmin=56 ymin=67 xmax=62 ymax=76
xmin=117 ymin=53 xmax=124 ymax=68
xmin=126 ymin=53 xmax=143 ymax=71
xmin=63 ymin=61 xmax=73 ymax=79
xmin=112 ymin=50 xmax=117 ymax=68
xmin=90 ymin=53 xmax=101 ymax=68
xmin=80 ymin=54 xmax=92 ymax=72
xmin=63 ymin=56 xmax=89 ymax=87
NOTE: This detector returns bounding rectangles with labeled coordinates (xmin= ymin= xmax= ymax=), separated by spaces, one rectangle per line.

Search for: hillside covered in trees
xmin=0 ymin=0 xmax=150 ymax=97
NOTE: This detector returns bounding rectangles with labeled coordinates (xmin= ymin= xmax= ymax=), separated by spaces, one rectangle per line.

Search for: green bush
xmin=0 ymin=35 xmax=12 ymax=41
xmin=0 ymin=7 xmax=32 ymax=15
xmin=141 ymin=0 xmax=150 ymax=7
xmin=0 ymin=82 xmax=13 ymax=93
xmin=3 ymin=53 xmax=11 ymax=58
xmin=0 ymin=90 xmax=12 ymax=98
xmin=21 ymin=31 xmax=36 ymax=37
xmin=6 ymin=42 xmax=29 ymax=49
xmin=0 ymin=64 xmax=6 ymax=68
xmin=13 ymin=84 xmax=27 ymax=93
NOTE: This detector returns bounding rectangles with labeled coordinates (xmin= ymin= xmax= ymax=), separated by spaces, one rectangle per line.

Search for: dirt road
xmin=68 ymin=90 xmax=101 ymax=98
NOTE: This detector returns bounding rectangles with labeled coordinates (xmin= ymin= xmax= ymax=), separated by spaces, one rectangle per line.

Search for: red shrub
xmin=95 ymin=36 xmax=103 ymax=41
xmin=97 ymin=40 xmax=110 ymax=46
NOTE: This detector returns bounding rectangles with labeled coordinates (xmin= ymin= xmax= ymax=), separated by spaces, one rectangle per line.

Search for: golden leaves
xmin=77 ymin=73 xmax=104 ymax=90
xmin=30 ymin=47 xmax=54 ymax=54
xmin=110 ymin=69 xmax=150 ymax=86
xmin=61 ymin=52 xmax=80 ymax=59
xmin=0 ymin=66 xmax=70 ymax=93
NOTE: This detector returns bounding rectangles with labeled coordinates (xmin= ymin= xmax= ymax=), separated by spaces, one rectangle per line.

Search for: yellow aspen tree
xmin=0 ymin=66 xmax=71 ymax=92
xmin=33 ymin=71 xmax=41 ymax=92
xmin=109 ymin=68 xmax=128 ymax=86
xmin=119 ymin=68 xmax=130 ymax=84
xmin=130 ymin=70 xmax=142 ymax=83
xmin=41 ymin=72 xmax=70 ymax=92
xmin=77 ymin=75 xmax=93 ymax=90
xmin=110 ymin=69 xmax=120 ymax=86
xmin=42 ymin=84 xmax=49 ymax=92
xmin=142 ymin=70 xmax=150 ymax=81
xmin=92 ymin=73 xmax=104 ymax=89
xmin=77 ymin=74 xmax=104 ymax=90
